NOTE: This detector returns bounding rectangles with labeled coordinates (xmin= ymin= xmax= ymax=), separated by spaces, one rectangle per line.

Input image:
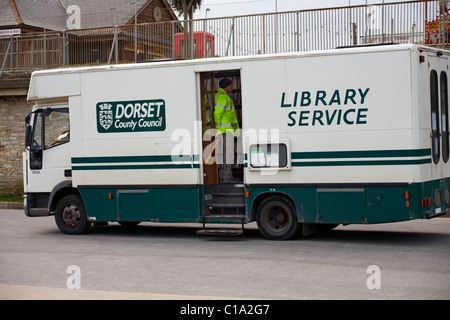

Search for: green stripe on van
xmin=72 ymin=164 xmax=199 ymax=171
xmin=72 ymin=155 xmax=192 ymax=164
xmin=290 ymin=148 xmax=431 ymax=167
xmin=291 ymin=158 xmax=431 ymax=167
xmin=71 ymin=154 xmax=198 ymax=170
xmin=291 ymin=148 xmax=431 ymax=160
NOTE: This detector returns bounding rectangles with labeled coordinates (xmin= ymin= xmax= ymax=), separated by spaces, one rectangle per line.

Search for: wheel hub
xmin=275 ymin=210 xmax=287 ymax=224
xmin=267 ymin=206 xmax=289 ymax=231
xmin=62 ymin=204 xmax=80 ymax=227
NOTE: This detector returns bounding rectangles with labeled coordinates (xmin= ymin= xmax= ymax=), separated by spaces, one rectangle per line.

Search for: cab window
xmin=42 ymin=108 xmax=70 ymax=149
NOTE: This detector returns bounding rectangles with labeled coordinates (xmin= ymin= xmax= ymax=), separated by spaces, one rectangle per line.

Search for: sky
xmin=193 ymin=0 xmax=415 ymax=19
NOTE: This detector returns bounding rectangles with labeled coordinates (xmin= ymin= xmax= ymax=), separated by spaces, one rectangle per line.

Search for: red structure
xmin=425 ymin=2 xmax=450 ymax=45
xmin=174 ymin=31 xmax=215 ymax=58
xmin=425 ymin=15 xmax=450 ymax=45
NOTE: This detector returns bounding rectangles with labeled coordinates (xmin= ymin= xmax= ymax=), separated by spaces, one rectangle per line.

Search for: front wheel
xmin=256 ymin=196 xmax=300 ymax=240
xmin=55 ymin=194 xmax=91 ymax=235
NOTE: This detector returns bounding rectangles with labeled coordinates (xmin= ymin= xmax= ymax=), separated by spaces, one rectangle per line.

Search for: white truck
xmin=23 ymin=44 xmax=450 ymax=240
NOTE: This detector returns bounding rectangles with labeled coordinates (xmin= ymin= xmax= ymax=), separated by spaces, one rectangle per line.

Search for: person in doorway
xmin=214 ymin=78 xmax=240 ymax=183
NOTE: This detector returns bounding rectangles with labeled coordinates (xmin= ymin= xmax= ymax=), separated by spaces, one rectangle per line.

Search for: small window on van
xmin=440 ymin=71 xmax=449 ymax=163
xmin=249 ymin=144 xmax=288 ymax=168
xmin=430 ymin=70 xmax=440 ymax=164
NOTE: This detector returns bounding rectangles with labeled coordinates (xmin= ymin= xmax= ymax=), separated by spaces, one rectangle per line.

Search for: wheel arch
xmin=48 ymin=181 xmax=81 ymax=213
xmin=250 ymin=191 xmax=299 ymax=222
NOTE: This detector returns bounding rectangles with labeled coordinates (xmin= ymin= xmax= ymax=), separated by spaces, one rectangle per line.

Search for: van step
xmin=198 ymin=214 xmax=247 ymax=236
xmin=211 ymin=192 xmax=244 ymax=197
xmin=204 ymin=183 xmax=246 ymax=215
xmin=196 ymin=229 xmax=244 ymax=236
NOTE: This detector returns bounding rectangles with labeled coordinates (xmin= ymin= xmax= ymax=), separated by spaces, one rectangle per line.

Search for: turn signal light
xmin=108 ymin=192 xmax=113 ymax=200
xmin=422 ymin=197 xmax=431 ymax=207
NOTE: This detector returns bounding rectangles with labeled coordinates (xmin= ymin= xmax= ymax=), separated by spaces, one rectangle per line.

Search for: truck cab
xmin=24 ymin=103 xmax=72 ymax=217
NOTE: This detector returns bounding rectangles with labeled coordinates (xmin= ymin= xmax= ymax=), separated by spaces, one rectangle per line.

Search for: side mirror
xmin=25 ymin=125 xmax=32 ymax=148
xmin=25 ymin=113 xmax=31 ymax=124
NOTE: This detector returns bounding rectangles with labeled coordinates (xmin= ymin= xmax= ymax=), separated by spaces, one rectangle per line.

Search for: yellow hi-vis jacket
xmin=214 ymin=87 xmax=240 ymax=136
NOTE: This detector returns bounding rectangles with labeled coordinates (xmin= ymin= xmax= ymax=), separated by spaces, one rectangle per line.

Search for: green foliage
xmin=0 ymin=194 xmax=23 ymax=202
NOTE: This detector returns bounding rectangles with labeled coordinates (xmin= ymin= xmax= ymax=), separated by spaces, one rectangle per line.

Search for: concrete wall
xmin=0 ymin=76 xmax=31 ymax=196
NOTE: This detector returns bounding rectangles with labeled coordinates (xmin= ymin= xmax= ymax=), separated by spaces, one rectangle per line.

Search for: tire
xmin=256 ymin=196 xmax=300 ymax=240
xmin=54 ymin=194 xmax=91 ymax=235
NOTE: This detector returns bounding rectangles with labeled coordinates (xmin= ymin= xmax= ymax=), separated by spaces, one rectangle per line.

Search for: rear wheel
xmin=256 ymin=196 xmax=300 ymax=240
xmin=55 ymin=194 xmax=91 ymax=235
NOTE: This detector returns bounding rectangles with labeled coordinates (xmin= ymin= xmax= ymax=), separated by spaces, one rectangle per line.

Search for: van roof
xmin=30 ymin=43 xmax=447 ymax=77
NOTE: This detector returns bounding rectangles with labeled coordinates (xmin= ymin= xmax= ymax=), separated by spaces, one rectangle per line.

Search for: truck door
xmin=198 ymin=70 xmax=245 ymax=218
xmin=199 ymin=70 xmax=243 ymax=186
xmin=427 ymin=53 xmax=449 ymax=216
xmin=25 ymin=106 xmax=71 ymax=194
xmin=199 ymin=72 xmax=219 ymax=185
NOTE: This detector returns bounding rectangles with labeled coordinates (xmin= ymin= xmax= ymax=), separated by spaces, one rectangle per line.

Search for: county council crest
xmin=98 ymin=103 xmax=113 ymax=130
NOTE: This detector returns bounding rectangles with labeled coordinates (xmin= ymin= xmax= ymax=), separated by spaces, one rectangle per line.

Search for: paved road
xmin=1 ymin=209 xmax=449 ymax=300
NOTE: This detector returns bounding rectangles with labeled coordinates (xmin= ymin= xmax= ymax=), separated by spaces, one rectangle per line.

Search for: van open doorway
xmin=199 ymin=70 xmax=243 ymax=186
xmin=198 ymin=70 xmax=246 ymax=233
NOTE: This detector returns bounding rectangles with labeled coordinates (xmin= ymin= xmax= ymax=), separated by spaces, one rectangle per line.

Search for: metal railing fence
xmin=0 ymin=0 xmax=446 ymax=77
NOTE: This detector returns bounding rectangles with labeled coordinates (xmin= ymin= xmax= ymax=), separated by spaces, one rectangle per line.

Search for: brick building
xmin=0 ymin=0 xmax=179 ymax=196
